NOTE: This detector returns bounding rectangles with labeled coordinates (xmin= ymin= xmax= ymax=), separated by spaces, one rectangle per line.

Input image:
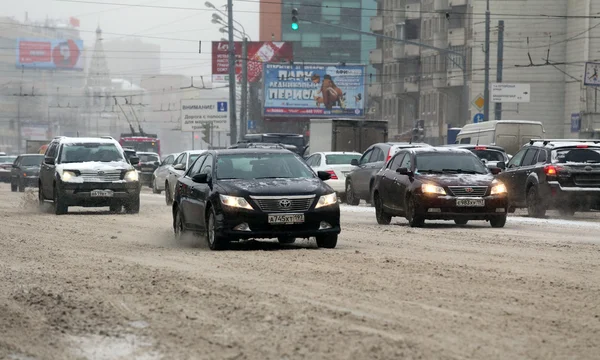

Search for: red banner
xmin=211 ymin=41 xmax=293 ymax=83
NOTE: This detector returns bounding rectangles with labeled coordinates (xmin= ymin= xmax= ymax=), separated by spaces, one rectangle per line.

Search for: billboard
xmin=211 ymin=41 xmax=293 ymax=83
xmin=16 ymin=38 xmax=84 ymax=70
xmin=181 ymin=99 xmax=229 ymax=132
xmin=263 ymin=63 xmax=366 ymax=117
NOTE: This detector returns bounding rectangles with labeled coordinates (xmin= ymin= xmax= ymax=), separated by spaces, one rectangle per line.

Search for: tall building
xmin=370 ymin=0 xmax=600 ymax=144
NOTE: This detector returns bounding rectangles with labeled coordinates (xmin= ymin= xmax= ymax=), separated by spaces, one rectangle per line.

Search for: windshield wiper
xmin=442 ymin=169 xmax=482 ymax=174
xmin=254 ymin=176 xmax=292 ymax=179
xmin=418 ymin=169 xmax=443 ymax=174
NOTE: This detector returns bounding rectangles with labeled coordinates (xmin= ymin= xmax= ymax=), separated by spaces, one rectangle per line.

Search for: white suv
xmin=39 ymin=136 xmax=141 ymax=215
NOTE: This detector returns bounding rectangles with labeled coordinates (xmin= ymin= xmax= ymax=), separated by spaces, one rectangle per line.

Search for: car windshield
xmin=415 ymin=153 xmax=489 ymax=174
xmin=216 ymin=153 xmax=315 ymax=180
xmin=553 ymin=148 xmax=600 ymax=164
xmin=325 ymin=154 xmax=361 ymax=165
xmin=59 ymin=143 xmax=125 ymax=163
xmin=20 ymin=155 xmax=44 ymax=166
xmin=139 ymin=154 xmax=159 ymax=163
xmin=471 ymin=149 xmax=505 ymax=162
xmin=0 ymin=156 xmax=17 ymax=163
xmin=188 ymin=154 xmax=201 ymax=167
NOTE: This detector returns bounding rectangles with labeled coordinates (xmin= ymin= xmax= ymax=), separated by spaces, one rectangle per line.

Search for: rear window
xmin=20 ymin=155 xmax=44 ymax=166
xmin=553 ymin=148 xmax=600 ymax=164
xmin=325 ymin=154 xmax=360 ymax=165
xmin=471 ymin=150 xmax=505 ymax=162
xmin=139 ymin=154 xmax=159 ymax=163
xmin=0 ymin=156 xmax=17 ymax=163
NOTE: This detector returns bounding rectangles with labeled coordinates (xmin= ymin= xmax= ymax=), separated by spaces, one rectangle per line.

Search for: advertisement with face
xmin=16 ymin=38 xmax=84 ymax=70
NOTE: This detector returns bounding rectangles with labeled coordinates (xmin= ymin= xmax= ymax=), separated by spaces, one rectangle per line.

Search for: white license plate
xmin=268 ymin=213 xmax=305 ymax=224
xmin=456 ymin=198 xmax=485 ymax=207
xmin=91 ymin=190 xmax=114 ymax=197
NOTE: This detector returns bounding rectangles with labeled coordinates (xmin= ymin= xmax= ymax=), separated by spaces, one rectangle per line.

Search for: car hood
xmin=417 ymin=173 xmax=495 ymax=187
xmin=57 ymin=161 xmax=133 ymax=173
xmin=217 ymin=177 xmax=330 ymax=197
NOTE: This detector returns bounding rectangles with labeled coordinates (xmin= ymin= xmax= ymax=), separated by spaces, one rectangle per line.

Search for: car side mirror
xmin=173 ymin=163 xmax=185 ymax=171
xmin=192 ymin=173 xmax=208 ymax=183
xmin=129 ymin=156 xmax=140 ymax=165
xmin=396 ymin=167 xmax=413 ymax=176
xmin=350 ymin=159 xmax=359 ymax=166
xmin=12 ymin=164 xmax=17 ymax=168
xmin=317 ymin=171 xmax=332 ymax=181
xmin=496 ymin=161 xmax=506 ymax=170
xmin=44 ymin=157 xmax=55 ymax=165
xmin=490 ymin=167 xmax=502 ymax=175
xmin=154 ymin=161 xmax=160 ymax=166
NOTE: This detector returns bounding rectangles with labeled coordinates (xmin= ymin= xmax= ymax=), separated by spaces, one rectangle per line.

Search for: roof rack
xmin=529 ymin=139 xmax=600 ymax=146
xmin=100 ymin=136 xmax=114 ymax=140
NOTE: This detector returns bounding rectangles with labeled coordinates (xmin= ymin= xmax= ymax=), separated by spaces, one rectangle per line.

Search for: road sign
xmin=247 ymin=120 xmax=256 ymax=130
xmin=584 ymin=62 xmax=600 ymax=86
xmin=472 ymin=94 xmax=485 ymax=111
xmin=180 ymin=99 xmax=229 ymax=132
xmin=571 ymin=113 xmax=581 ymax=133
xmin=491 ymin=83 xmax=530 ymax=103
xmin=473 ymin=113 xmax=484 ymax=123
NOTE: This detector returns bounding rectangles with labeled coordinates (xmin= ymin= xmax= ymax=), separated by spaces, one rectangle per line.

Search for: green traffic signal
xmin=291 ymin=8 xmax=299 ymax=31
xmin=291 ymin=22 xmax=299 ymax=30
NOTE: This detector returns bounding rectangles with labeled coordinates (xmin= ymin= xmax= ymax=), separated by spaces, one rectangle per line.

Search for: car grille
xmin=448 ymin=186 xmax=488 ymax=197
xmin=79 ymin=170 xmax=122 ymax=182
xmin=250 ymin=195 xmax=315 ymax=212
xmin=573 ymin=174 xmax=600 ymax=187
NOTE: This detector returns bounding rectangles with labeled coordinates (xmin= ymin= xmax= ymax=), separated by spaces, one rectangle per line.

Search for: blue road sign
xmin=473 ymin=113 xmax=484 ymax=123
xmin=217 ymin=101 xmax=227 ymax=112
xmin=571 ymin=113 xmax=581 ymax=133
xmin=247 ymin=120 xmax=256 ymax=130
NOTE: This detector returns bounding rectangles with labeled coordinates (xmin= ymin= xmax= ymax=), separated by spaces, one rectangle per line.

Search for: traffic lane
xmin=1 ymin=185 xmax=600 ymax=359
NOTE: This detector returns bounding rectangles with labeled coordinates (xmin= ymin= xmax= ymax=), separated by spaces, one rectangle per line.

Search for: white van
xmin=455 ymin=120 xmax=545 ymax=155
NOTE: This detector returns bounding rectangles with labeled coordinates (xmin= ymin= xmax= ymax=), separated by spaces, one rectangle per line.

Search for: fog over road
xmin=1 ymin=184 xmax=599 ymax=359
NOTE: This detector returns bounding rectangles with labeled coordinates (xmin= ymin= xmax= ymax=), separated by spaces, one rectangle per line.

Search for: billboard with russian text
xmin=16 ymin=38 xmax=84 ymax=70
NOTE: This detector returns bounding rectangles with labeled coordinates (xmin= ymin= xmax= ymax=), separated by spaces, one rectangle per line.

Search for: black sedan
xmin=172 ymin=149 xmax=341 ymax=250
xmin=371 ymin=147 xmax=508 ymax=227
xmin=10 ymin=154 xmax=44 ymax=192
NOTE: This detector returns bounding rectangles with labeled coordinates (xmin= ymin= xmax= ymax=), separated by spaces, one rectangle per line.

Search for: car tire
xmin=152 ymin=177 xmax=162 ymax=194
xmin=526 ymin=186 xmax=546 ymax=218
xmin=125 ymin=196 xmax=140 ymax=214
xmin=173 ymin=207 xmax=186 ymax=239
xmin=405 ymin=195 xmax=424 ymax=228
xmin=206 ymin=208 xmax=228 ymax=250
xmin=10 ymin=180 xmax=17 ymax=192
xmin=374 ymin=193 xmax=392 ymax=225
xmin=345 ymin=181 xmax=360 ymax=206
xmin=18 ymin=179 xmax=25 ymax=192
xmin=278 ymin=237 xmax=296 ymax=244
xmin=110 ymin=202 xmax=122 ymax=213
xmin=53 ymin=185 xmax=68 ymax=215
xmin=165 ymin=183 xmax=173 ymax=206
xmin=454 ymin=219 xmax=469 ymax=225
xmin=316 ymin=234 xmax=337 ymax=249
xmin=490 ymin=215 xmax=507 ymax=228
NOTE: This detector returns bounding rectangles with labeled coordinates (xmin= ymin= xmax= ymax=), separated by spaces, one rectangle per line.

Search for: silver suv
xmin=39 ymin=136 xmax=141 ymax=215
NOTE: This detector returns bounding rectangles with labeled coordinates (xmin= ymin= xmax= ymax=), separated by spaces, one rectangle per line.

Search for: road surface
xmin=1 ymin=184 xmax=599 ymax=359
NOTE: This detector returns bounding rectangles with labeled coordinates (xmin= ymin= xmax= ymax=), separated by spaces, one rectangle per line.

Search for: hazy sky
xmin=7 ymin=0 xmax=260 ymax=77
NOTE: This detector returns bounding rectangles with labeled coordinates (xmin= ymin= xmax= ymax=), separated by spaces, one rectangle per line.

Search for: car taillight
xmin=386 ymin=148 xmax=392 ymax=163
xmin=474 ymin=146 xmax=487 ymax=150
xmin=544 ymin=165 xmax=561 ymax=176
xmin=326 ymin=170 xmax=338 ymax=180
xmin=577 ymin=144 xmax=588 ymax=148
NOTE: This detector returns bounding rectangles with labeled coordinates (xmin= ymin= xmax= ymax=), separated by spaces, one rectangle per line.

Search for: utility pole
xmin=483 ymin=0 xmax=491 ymax=121
xmin=241 ymin=36 xmax=248 ymax=138
xmin=227 ymin=0 xmax=237 ymax=145
xmin=16 ymin=65 xmax=24 ymax=153
xmin=494 ymin=20 xmax=504 ymax=121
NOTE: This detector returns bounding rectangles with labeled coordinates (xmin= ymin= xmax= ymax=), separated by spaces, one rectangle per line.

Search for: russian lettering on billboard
xmin=180 ymin=99 xmax=230 ymax=132
xmin=16 ymin=38 xmax=84 ymax=70
xmin=211 ymin=41 xmax=293 ymax=83
xmin=263 ymin=63 xmax=366 ymax=117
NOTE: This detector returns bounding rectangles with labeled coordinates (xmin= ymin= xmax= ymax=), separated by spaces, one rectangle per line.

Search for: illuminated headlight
xmin=219 ymin=194 xmax=253 ymax=210
xmin=490 ymin=181 xmax=507 ymax=195
xmin=61 ymin=170 xmax=77 ymax=182
xmin=421 ymin=183 xmax=446 ymax=195
xmin=315 ymin=193 xmax=338 ymax=209
xmin=124 ymin=170 xmax=139 ymax=182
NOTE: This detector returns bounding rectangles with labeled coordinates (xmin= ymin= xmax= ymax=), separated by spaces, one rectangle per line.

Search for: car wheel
xmin=165 ymin=183 xmax=173 ymax=206
xmin=10 ymin=180 xmax=17 ymax=192
xmin=345 ymin=181 xmax=360 ymax=206
xmin=374 ymin=193 xmax=392 ymax=225
xmin=18 ymin=179 xmax=25 ymax=192
xmin=53 ymin=185 xmax=68 ymax=215
xmin=125 ymin=196 xmax=140 ymax=214
xmin=173 ymin=207 xmax=186 ymax=239
xmin=454 ymin=219 xmax=469 ymax=225
xmin=109 ymin=202 xmax=122 ymax=213
xmin=405 ymin=195 xmax=424 ymax=228
xmin=206 ymin=208 xmax=228 ymax=250
xmin=152 ymin=177 xmax=162 ymax=194
xmin=490 ymin=215 xmax=507 ymax=228
xmin=278 ymin=237 xmax=296 ymax=244
xmin=316 ymin=234 xmax=337 ymax=249
xmin=526 ymin=186 xmax=546 ymax=218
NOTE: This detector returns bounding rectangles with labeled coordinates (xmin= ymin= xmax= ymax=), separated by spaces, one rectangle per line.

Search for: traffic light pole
xmin=227 ymin=0 xmax=237 ymax=145
xmin=296 ymin=17 xmax=469 ymax=126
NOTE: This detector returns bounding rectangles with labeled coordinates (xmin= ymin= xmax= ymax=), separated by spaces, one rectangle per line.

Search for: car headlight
xmin=315 ymin=193 xmax=338 ymax=209
xmin=421 ymin=183 xmax=446 ymax=195
xmin=124 ymin=170 xmax=139 ymax=182
xmin=61 ymin=170 xmax=77 ymax=182
xmin=219 ymin=194 xmax=253 ymax=210
xmin=490 ymin=181 xmax=507 ymax=195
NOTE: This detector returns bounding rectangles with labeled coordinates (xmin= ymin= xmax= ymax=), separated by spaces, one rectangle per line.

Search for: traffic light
xmin=201 ymin=123 xmax=211 ymax=145
xmin=291 ymin=8 xmax=299 ymax=30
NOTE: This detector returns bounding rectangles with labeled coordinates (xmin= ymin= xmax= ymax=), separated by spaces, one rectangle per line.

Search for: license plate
xmin=456 ymin=198 xmax=485 ymax=207
xmin=91 ymin=190 xmax=114 ymax=197
xmin=268 ymin=213 xmax=305 ymax=224
xmin=142 ymin=167 xmax=154 ymax=171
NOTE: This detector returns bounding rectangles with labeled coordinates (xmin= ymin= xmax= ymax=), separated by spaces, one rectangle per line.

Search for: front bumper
xmin=59 ymin=181 xmax=140 ymax=206
xmin=216 ymin=205 xmax=341 ymax=240
xmin=415 ymin=194 xmax=508 ymax=220
xmin=138 ymin=172 xmax=154 ymax=184
xmin=20 ymin=175 xmax=39 ymax=186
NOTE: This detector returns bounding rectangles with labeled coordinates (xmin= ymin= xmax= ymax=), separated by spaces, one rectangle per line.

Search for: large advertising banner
xmin=263 ymin=63 xmax=366 ymax=117
xmin=17 ymin=38 xmax=84 ymax=70
xmin=211 ymin=41 xmax=293 ymax=83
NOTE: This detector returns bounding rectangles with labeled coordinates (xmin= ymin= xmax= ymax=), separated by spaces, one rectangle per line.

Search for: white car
xmin=151 ymin=152 xmax=180 ymax=194
xmin=305 ymin=151 xmax=361 ymax=200
xmin=164 ymin=150 xmax=206 ymax=205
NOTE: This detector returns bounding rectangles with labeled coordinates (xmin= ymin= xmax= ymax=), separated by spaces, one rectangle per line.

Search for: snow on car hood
xmin=57 ymin=161 xmax=132 ymax=172
xmin=219 ymin=177 xmax=330 ymax=196
xmin=417 ymin=173 xmax=494 ymax=187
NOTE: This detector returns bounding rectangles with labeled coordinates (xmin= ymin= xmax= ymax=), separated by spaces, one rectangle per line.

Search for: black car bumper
xmin=216 ymin=205 xmax=341 ymax=240
xmin=59 ymin=181 xmax=140 ymax=206
xmin=544 ymin=181 xmax=600 ymax=208
xmin=139 ymin=171 xmax=154 ymax=185
xmin=415 ymin=194 xmax=509 ymax=220
xmin=19 ymin=175 xmax=39 ymax=186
